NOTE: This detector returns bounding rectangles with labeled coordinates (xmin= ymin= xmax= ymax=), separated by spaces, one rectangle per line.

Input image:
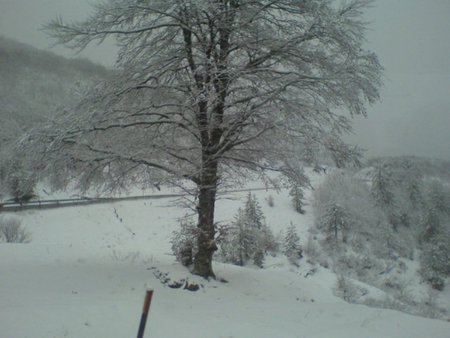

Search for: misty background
xmin=1 ymin=0 xmax=449 ymax=161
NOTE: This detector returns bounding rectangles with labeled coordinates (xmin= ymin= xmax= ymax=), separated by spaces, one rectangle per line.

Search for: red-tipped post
xmin=137 ymin=289 xmax=154 ymax=338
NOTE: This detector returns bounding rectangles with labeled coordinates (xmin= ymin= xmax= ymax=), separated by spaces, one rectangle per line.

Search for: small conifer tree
xmin=371 ymin=164 xmax=396 ymax=209
xmin=219 ymin=194 xmax=277 ymax=267
xmin=283 ymin=223 xmax=303 ymax=265
xmin=319 ymin=203 xmax=348 ymax=243
xmin=244 ymin=192 xmax=265 ymax=229
xmin=289 ymin=183 xmax=306 ymax=214
xmin=420 ymin=231 xmax=450 ymax=290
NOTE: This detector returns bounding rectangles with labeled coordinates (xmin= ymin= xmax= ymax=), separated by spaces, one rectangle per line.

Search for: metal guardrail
xmin=0 ymin=187 xmax=271 ymax=213
xmin=0 ymin=194 xmax=184 ymax=212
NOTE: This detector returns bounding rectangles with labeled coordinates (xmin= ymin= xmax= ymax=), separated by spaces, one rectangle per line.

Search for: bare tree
xmin=22 ymin=0 xmax=382 ymax=278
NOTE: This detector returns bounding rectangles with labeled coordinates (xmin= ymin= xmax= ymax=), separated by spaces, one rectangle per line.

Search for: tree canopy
xmin=18 ymin=0 xmax=382 ymax=277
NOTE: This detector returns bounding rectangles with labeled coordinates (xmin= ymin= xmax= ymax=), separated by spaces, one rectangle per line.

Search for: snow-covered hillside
xmin=0 ymin=36 xmax=109 ymax=146
xmin=1 ymin=175 xmax=449 ymax=338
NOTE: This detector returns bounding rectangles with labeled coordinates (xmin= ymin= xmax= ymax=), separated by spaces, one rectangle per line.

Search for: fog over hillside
xmin=0 ymin=36 xmax=109 ymax=146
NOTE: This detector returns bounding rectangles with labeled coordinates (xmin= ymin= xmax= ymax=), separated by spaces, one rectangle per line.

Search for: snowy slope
xmin=1 ymin=177 xmax=450 ymax=338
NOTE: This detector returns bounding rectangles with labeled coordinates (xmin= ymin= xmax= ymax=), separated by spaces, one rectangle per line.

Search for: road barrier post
xmin=137 ymin=289 xmax=154 ymax=338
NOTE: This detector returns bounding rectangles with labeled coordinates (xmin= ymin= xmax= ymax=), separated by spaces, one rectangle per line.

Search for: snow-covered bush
xmin=362 ymin=291 xmax=447 ymax=320
xmin=171 ymin=217 xmax=198 ymax=267
xmin=0 ymin=158 xmax=36 ymax=202
xmin=266 ymin=195 xmax=274 ymax=208
xmin=219 ymin=193 xmax=278 ymax=267
xmin=417 ymin=290 xmax=446 ymax=319
xmin=334 ymin=275 xmax=367 ymax=303
xmin=0 ymin=217 xmax=31 ymax=243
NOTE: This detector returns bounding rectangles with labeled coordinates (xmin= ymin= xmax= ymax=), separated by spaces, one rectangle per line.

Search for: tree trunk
xmin=193 ymin=160 xmax=219 ymax=278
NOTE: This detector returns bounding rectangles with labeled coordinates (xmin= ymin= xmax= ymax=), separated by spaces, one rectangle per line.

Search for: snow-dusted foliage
xmin=0 ymin=217 xmax=31 ymax=243
xmin=317 ymin=203 xmax=348 ymax=243
xmin=334 ymin=275 xmax=368 ymax=303
xmin=312 ymin=158 xmax=450 ymax=318
xmin=19 ymin=0 xmax=382 ymax=277
xmin=219 ymin=194 xmax=277 ymax=267
xmin=289 ymin=182 xmax=306 ymax=214
xmin=312 ymin=170 xmax=414 ymax=282
xmin=171 ymin=217 xmax=198 ymax=267
xmin=243 ymin=193 xmax=265 ymax=230
xmin=0 ymin=157 xmax=37 ymax=202
xmin=418 ymin=179 xmax=450 ymax=290
xmin=419 ymin=232 xmax=450 ymax=290
xmin=0 ymin=36 xmax=108 ymax=148
xmin=266 ymin=195 xmax=274 ymax=208
xmin=283 ymin=223 xmax=303 ymax=266
xmin=371 ymin=162 xmax=396 ymax=209
xmin=313 ymin=171 xmax=391 ymax=250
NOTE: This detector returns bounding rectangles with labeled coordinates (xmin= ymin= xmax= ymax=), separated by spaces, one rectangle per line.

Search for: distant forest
xmin=0 ymin=36 xmax=109 ymax=146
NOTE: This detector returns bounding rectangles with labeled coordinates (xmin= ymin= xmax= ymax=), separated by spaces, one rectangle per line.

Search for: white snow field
xmin=1 ymin=179 xmax=450 ymax=338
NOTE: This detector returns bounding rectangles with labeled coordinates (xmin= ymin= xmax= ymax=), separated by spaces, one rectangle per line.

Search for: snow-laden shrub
xmin=334 ymin=275 xmax=367 ymax=303
xmin=0 ymin=158 xmax=36 ymax=202
xmin=417 ymin=290 xmax=447 ymax=319
xmin=362 ymin=291 xmax=447 ymax=320
xmin=171 ymin=217 xmax=198 ymax=267
xmin=266 ymin=195 xmax=274 ymax=207
xmin=0 ymin=217 xmax=31 ymax=243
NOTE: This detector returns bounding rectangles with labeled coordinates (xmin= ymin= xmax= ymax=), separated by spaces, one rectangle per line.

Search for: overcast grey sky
xmin=1 ymin=0 xmax=449 ymax=161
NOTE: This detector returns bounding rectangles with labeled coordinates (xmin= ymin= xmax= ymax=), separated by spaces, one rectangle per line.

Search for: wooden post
xmin=137 ymin=289 xmax=154 ymax=338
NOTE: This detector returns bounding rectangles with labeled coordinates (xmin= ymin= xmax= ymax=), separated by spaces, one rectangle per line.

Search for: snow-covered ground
xmin=1 ymin=176 xmax=450 ymax=338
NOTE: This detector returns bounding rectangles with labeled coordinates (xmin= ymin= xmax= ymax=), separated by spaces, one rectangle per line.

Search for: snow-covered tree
xmin=420 ymin=208 xmax=441 ymax=244
xmin=320 ymin=203 xmax=348 ymax=243
xmin=20 ymin=0 xmax=382 ymax=277
xmin=400 ymin=160 xmax=424 ymax=208
xmin=420 ymin=230 xmax=450 ymax=290
xmin=289 ymin=183 xmax=306 ymax=214
xmin=283 ymin=223 xmax=303 ymax=265
xmin=219 ymin=194 xmax=277 ymax=267
xmin=426 ymin=180 xmax=450 ymax=216
xmin=0 ymin=36 xmax=107 ymax=148
xmin=220 ymin=207 xmax=258 ymax=266
xmin=243 ymin=192 xmax=265 ymax=229
xmin=371 ymin=163 xmax=396 ymax=209
xmin=419 ymin=180 xmax=450 ymax=244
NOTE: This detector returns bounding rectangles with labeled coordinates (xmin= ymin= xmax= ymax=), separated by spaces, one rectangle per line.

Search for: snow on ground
xmin=1 ymin=174 xmax=450 ymax=338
